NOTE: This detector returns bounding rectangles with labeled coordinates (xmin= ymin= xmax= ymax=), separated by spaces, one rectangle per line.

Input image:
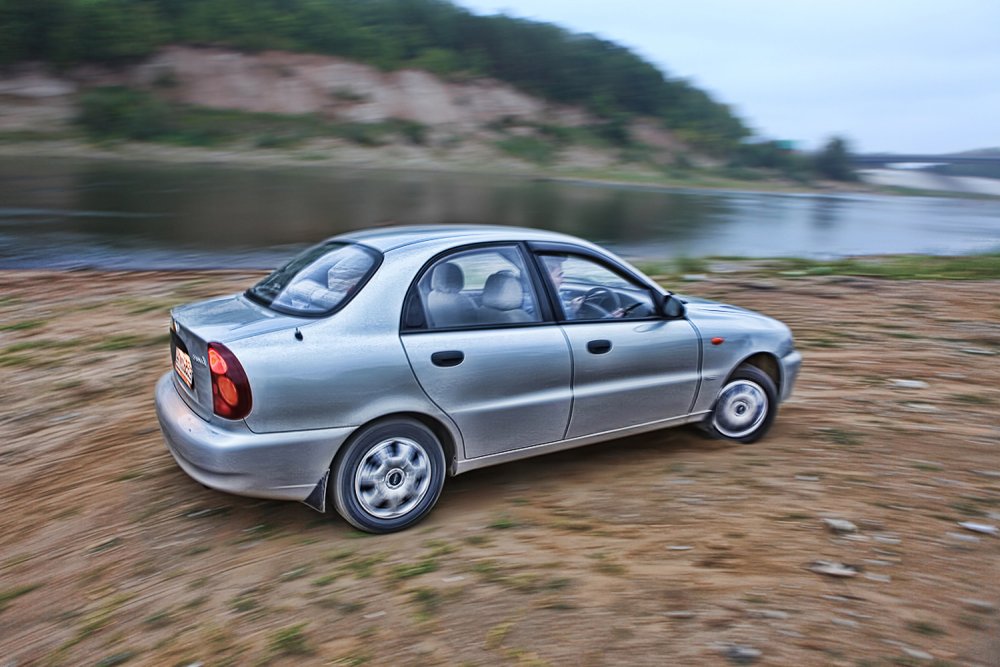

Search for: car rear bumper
xmin=779 ymin=350 xmax=802 ymax=402
xmin=154 ymin=373 xmax=353 ymax=507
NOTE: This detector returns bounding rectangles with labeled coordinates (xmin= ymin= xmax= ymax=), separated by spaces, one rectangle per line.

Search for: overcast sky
xmin=456 ymin=0 xmax=1000 ymax=154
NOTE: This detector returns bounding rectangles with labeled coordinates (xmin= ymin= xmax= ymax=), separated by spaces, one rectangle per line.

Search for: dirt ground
xmin=0 ymin=269 xmax=998 ymax=666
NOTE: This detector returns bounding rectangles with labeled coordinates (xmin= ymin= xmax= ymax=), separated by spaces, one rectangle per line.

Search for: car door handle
xmin=431 ymin=350 xmax=465 ymax=367
xmin=587 ymin=339 xmax=612 ymax=355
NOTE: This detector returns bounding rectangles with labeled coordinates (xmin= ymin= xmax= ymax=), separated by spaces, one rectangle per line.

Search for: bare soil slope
xmin=1 ymin=270 xmax=998 ymax=666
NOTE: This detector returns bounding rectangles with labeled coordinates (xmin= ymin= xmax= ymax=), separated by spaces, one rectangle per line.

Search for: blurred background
xmin=2 ymin=3 xmax=999 ymax=666
xmin=0 ymin=0 xmax=997 ymax=268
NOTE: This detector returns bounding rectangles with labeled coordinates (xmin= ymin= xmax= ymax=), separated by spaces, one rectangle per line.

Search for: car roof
xmin=335 ymin=224 xmax=591 ymax=253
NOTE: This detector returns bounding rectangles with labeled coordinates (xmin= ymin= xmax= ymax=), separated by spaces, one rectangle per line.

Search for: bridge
xmin=851 ymin=153 xmax=1000 ymax=166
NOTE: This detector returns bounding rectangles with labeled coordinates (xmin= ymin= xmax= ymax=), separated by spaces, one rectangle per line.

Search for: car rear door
xmin=400 ymin=244 xmax=573 ymax=459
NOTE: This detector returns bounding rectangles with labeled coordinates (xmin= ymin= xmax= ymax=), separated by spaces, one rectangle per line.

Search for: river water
xmin=1 ymin=157 xmax=998 ymax=269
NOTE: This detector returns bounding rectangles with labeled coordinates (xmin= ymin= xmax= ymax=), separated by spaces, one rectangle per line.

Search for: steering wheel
xmin=579 ymin=287 xmax=621 ymax=319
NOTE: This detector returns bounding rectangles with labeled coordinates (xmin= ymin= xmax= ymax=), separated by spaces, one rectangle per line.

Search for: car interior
xmin=413 ymin=247 xmax=657 ymax=329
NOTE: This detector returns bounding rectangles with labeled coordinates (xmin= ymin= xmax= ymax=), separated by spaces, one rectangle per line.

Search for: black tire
xmin=330 ymin=418 xmax=446 ymax=533
xmin=706 ymin=364 xmax=778 ymax=444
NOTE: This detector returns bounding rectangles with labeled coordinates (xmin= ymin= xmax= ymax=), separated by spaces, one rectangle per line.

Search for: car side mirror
xmin=659 ymin=293 xmax=686 ymax=319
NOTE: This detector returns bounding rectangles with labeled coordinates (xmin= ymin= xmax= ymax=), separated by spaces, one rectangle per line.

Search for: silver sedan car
xmin=155 ymin=225 xmax=801 ymax=533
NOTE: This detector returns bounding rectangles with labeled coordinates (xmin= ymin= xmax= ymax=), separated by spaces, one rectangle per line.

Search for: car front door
xmin=535 ymin=250 xmax=701 ymax=439
xmin=400 ymin=244 xmax=573 ymax=459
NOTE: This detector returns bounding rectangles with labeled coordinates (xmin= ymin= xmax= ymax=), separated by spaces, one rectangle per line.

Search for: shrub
xmin=77 ymin=87 xmax=172 ymax=140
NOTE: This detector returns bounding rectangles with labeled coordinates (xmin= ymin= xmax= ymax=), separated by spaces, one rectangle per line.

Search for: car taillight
xmin=207 ymin=342 xmax=252 ymax=420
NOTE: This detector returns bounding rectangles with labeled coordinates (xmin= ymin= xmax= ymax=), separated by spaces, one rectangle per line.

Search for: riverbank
xmin=0 ymin=136 xmax=962 ymax=200
xmin=1 ymin=267 xmax=998 ymax=665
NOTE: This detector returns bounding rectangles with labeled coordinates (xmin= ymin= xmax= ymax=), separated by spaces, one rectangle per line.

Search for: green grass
xmin=763 ymin=254 xmax=1000 ymax=280
xmin=270 ymin=623 xmax=310 ymax=656
xmin=0 ymin=584 xmax=42 ymax=612
xmin=343 ymin=553 xmax=386 ymax=579
xmin=94 ymin=652 xmax=136 ymax=667
xmin=495 ymin=136 xmax=559 ymax=165
xmin=488 ymin=516 xmax=520 ymax=530
xmin=390 ymin=558 xmax=438 ymax=580
xmin=950 ymin=393 xmax=994 ymax=405
xmin=906 ymin=620 xmax=946 ymax=636
xmin=0 ymin=319 xmax=45 ymax=331
xmin=77 ymin=87 xmax=429 ymax=150
xmin=817 ymin=428 xmax=863 ymax=446
xmin=639 ymin=252 xmax=1000 ymax=284
xmin=408 ymin=587 xmax=440 ymax=621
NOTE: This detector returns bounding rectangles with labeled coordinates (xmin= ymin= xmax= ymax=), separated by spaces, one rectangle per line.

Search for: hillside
xmin=0 ymin=0 xmax=747 ymax=153
xmin=0 ymin=45 xmax=696 ymax=174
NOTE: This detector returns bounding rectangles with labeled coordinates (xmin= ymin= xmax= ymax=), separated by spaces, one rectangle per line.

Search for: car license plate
xmin=174 ymin=347 xmax=194 ymax=388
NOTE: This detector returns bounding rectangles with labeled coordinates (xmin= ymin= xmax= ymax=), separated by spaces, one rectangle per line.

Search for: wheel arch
xmin=334 ymin=411 xmax=460 ymax=476
xmin=733 ymin=351 xmax=781 ymax=395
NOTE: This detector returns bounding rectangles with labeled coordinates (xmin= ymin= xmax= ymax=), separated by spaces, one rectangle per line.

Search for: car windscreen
xmin=246 ymin=242 xmax=380 ymax=316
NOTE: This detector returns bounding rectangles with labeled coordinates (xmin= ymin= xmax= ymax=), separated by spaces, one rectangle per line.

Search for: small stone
xmin=961 ymin=347 xmax=997 ymax=356
xmin=902 ymin=647 xmax=933 ymax=661
xmin=362 ymin=611 xmax=385 ymax=619
xmin=795 ymin=475 xmax=820 ymax=482
xmin=959 ymin=598 xmax=997 ymax=614
xmin=890 ymin=379 xmax=929 ymax=389
xmin=748 ymin=609 xmax=789 ymax=620
xmin=809 ymin=561 xmax=859 ymax=578
xmin=665 ymin=610 xmax=695 ymax=618
xmin=958 ymin=521 xmax=998 ymax=536
xmin=873 ymin=534 xmax=901 ymax=545
xmin=946 ymin=532 xmax=981 ymax=543
xmin=724 ymin=645 xmax=761 ymax=664
xmin=441 ymin=575 xmax=465 ymax=583
xmin=667 ymin=545 xmax=693 ymax=551
xmin=972 ymin=470 xmax=1000 ymax=479
xmin=822 ymin=518 xmax=858 ymax=534
xmin=831 ymin=618 xmax=859 ymax=628
xmin=902 ymin=403 xmax=940 ymax=413
xmin=864 ymin=573 xmax=891 ymax=583
xmin=681 ymin=274 xmax=709 ymax=282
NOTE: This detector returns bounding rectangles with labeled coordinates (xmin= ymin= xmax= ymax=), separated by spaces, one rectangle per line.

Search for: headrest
xmin=431 ymin=262 xmax=464 ymax=293
xmin=481 ymin=272 xmax=523 ymax=311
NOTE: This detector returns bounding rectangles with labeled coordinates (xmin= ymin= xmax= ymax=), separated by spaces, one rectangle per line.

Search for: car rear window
xmin=246 ymin=242 xmax=380 ymax=316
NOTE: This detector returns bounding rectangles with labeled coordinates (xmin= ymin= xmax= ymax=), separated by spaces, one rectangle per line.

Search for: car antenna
xmin=294 ymin=328 xmax=303 ymax=341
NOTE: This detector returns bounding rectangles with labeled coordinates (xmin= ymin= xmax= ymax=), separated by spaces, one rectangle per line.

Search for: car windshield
xmin=246 ymin=242 xmax=379 ymax=316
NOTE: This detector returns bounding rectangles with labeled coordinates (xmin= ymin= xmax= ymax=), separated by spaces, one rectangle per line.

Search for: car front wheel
xmin=708 ymin=364 xmax=778 ymax=444
xmin=330 ymin=418 xmax=446 ymax=533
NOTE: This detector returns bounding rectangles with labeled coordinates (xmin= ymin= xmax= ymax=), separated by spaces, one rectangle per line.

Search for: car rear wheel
xmin=330 ymin=418 xmax=446 ymax=533
xmin=708 ymin=364 xmax=778 ymax=444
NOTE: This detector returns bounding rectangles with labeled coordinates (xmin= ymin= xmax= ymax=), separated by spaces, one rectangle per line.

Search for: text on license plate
xmin=174 ymin=348 xmax=194 ymax=388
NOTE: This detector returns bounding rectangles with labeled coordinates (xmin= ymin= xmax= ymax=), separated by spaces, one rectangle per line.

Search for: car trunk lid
xmin=169 ymin=293 xmax=305 ymax=420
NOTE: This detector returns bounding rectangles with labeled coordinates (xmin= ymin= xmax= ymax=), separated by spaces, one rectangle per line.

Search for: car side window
xmin=539 ymin=253 xmax=656 ymax=321
xmin=414 ymin=246 xmax=542 ymax=329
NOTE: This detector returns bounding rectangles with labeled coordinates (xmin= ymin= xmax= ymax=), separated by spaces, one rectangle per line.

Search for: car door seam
xmin=397 ymin=333 xmax=467 ymax=459
xmin=556 ymin=324 xmax=576 ymax=441
xmin=685 ymin=318 xmax=705 ymax=415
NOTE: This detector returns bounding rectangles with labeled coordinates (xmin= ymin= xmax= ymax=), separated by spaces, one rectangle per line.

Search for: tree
xmin=815 ymin=136 xmax=856 ymax=181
